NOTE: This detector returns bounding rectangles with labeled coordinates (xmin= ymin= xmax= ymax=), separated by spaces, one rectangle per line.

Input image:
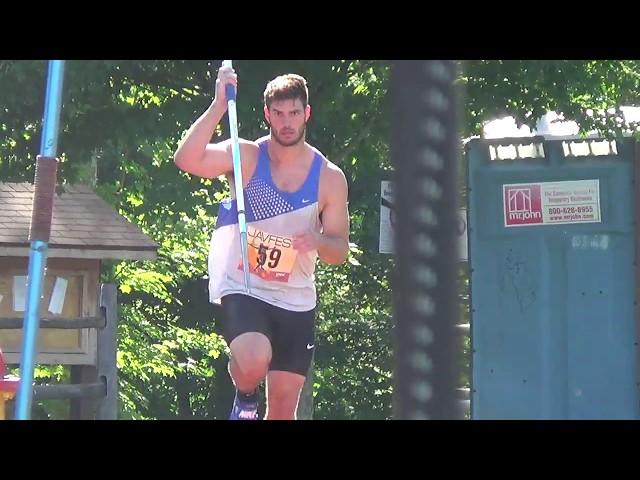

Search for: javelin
xmin=222 ymin=60 xmax=251 ymax=293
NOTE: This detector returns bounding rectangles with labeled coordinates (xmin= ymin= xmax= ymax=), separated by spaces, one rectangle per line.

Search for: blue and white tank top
xmin=208 ymin=139 xmax=324 ymax=311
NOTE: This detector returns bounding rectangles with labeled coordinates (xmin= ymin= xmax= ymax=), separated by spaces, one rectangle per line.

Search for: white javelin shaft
xmin=222 ymin=60 xmax=251 ymax=293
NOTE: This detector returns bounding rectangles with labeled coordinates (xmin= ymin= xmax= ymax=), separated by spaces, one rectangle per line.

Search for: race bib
xmin=238 ymin=226 xmax=298 ymax=282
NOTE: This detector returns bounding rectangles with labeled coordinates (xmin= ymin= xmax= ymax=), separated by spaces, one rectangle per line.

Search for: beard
xmin=270 ymin=122 xmax=306 ymax=147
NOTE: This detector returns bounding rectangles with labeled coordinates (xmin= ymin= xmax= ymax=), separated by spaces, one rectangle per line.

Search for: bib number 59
xmin=256 ymin=243 xmax=282 ymax=269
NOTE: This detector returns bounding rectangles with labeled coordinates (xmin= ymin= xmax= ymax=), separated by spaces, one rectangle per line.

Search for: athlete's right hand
xmin=214 ymin=64 xmax=238 ymax=105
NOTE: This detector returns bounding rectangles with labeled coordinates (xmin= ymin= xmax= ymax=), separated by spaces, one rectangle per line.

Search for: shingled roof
xmin=0 ymin=183 xmax=157 ymax=260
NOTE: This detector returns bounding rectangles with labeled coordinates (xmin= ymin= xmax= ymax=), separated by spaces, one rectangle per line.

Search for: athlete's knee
xmin=232 ymin=357 xmax=269 ymax=383
xmin=230 ymin=333 xmax=272 ymax=380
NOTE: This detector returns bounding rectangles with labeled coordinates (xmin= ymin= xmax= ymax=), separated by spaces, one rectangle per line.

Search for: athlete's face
xmin=264 ymin=99 xmax=311 ymax=147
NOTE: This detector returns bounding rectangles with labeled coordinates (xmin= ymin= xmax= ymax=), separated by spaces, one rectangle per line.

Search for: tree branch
xmin=334 ymin=113 xmax=379 ymax=165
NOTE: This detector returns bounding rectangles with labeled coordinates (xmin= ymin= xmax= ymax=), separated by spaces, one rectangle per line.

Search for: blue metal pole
xmin=15 ymin=60 xmax=65 ymax=420
xmin=40 ymin=62 xmax=65 ymax=158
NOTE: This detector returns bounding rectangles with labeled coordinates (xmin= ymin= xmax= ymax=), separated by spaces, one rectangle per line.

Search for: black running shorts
xmin=220 ymin=293 xmax=315 ymax=376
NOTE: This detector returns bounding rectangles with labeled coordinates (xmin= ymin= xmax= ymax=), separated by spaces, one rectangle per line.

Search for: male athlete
xmin=174 ymin=64 xmax=350 ymax=419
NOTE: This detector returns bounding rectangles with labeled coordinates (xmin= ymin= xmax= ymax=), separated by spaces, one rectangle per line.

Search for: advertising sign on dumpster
xmin=503 ymin=179 xmax=601 ymax=227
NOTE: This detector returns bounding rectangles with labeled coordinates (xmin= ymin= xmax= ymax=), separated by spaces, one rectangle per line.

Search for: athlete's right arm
xmin=174 ymin=65 xmax=235 ymax=178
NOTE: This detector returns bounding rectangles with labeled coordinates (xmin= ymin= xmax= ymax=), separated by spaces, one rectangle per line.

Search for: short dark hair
xmin=264 ymin=74 xmax=309 ymax=108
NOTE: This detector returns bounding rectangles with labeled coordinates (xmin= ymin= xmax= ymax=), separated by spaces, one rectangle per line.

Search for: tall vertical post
xmin=15 ymin=60 xmax=66 ymax=420
xmin=391 ymin=60 xmax=460 ymax=419
xmin=96 ymin=283 xmax=118 ymax=420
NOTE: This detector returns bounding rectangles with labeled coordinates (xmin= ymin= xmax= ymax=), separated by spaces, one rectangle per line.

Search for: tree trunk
xmin=296 ymin=352 xmax=314 ymax=420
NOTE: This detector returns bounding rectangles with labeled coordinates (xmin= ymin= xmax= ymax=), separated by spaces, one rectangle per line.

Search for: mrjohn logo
xmin=504 ymin=184 xmax=543 ymax=226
